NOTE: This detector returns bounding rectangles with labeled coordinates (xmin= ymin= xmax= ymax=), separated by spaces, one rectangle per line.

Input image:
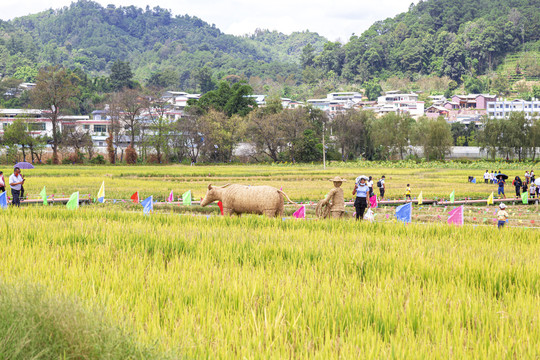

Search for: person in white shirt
xmin=483 ymin=170 xmax=489 ymax=184
xmin=9 ymin=167 xmax=25 ymax=206
xmin=525 ymin=171 xmax=530 ymax=185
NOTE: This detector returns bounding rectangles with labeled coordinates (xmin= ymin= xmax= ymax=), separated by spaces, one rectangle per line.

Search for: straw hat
xmin=499 ymin=203 xmax=507 ymax=209
xmin=329 ymin=176 xmax=347 ymax=182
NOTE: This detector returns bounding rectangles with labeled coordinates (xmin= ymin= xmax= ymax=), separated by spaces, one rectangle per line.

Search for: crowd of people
xmin=483 ymin=169 xmax=538 ymax=200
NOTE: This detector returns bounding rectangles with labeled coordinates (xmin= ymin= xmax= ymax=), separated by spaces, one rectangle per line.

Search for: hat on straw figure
xmin=329 ymin=176 xmax=347 ymax=183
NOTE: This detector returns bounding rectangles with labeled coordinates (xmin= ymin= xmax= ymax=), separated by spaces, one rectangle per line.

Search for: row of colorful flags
xmin=396 ymin=202 xmax=466 ymax=225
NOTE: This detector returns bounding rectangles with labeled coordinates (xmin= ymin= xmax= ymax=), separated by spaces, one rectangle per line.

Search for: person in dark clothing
xmin=513 ymin=176 xmax=522 ymax=198
xmin=353 ymin=177 xmax=370 ymax=221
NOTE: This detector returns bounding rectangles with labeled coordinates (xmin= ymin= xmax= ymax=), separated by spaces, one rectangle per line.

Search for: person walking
xmin=512 ymin=176 xmax=522 ymax=198
xmin=524 ymin=171 xmax=530 ymax=185
xmin=497 ymin=203 xmax=509 ymax=229
xmin=490 ymin=171 xmax=495 ymax=184
xmin=9 ymin=167 xmax=25 ymax=206
xmin=367 ymin=176 xmax=374 ymax=197
xmin=353 ymin=177 xmax=370 ymax=221
xmin=530 ymin=182 xmax=537 ymax=199
xmin=377 ymin=176 xmax=386 ymax=200
xmin=483 ymin=170 xmax=489 ymax=184
xmin=497 ymin=175 xmax=506 ymax=199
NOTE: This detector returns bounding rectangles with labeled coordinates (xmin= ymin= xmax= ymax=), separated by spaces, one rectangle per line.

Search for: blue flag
xmin=395 ymin=202 xmax=412 ymax=223
xmin=472 ymin=177 xmax=476 ymax=184
xmin=0 ymin=191 xmax=7 ymax=209
xmin=141 ymin=195 xmax=153 ymax=215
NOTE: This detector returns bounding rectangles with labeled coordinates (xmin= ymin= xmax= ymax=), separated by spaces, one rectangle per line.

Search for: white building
xmin=376 ymin=91 xmax=425 ymax=117
xmin=486 ymin=99 xmax=540 ymax=120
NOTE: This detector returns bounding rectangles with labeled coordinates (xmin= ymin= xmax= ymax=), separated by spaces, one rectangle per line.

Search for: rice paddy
xmin=1 ymin=163 xmax=539 ymax=358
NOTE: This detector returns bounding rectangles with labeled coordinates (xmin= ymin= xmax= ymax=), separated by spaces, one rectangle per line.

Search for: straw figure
xmin=316 ymin=176 xmax=347 ymax=219
xmin=201 ymin=184 xmax=296 ymax=217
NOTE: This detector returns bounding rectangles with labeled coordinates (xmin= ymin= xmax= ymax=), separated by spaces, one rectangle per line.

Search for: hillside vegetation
xmin=0 ymin=0 xmax=538 ymax=101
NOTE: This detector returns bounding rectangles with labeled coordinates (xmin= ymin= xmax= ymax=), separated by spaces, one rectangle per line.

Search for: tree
xmin=193 ymin=81 xmax=257 ymax=117
xmin=195 ymin=66 xmax=215 ymax=93
xmin=248 ymin=108 xmax=286 ymax=162
xmin=200 ymin=110 xmax=245 ymax=162
xmin=176 ymin=107 xmax=205 ymax=163
xmin=31 ymin=66 xmax=79 ymax=164
xmin=414 ymin=117 xmax=453 ymax=160
xmin=115 ymin=88 xmax=148 ymax=151
xmin=145 ymin=96 xmax=173 ymax=163
xmin=3 ymin=119 xmax=29 ymax=161
xmin=364 ymin=80 xmax=382 ymax=101
xmin=300 ymin=44 xmax=315 ymax=68
xmin=333 ymin=110 xmax=373 ymax=161
xmin=463 ymin=76 xmax=485 ymax=94
xmin=62 ymin=127 xmax=93 ymax=162
xmin=109 ymin=60 xmax=134 ymax=91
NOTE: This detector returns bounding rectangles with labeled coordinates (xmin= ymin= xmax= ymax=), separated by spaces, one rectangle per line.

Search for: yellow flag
xmin=417 ymin=191 xmax=423 ymax=205
xmin=487 ymin=192 xmax=494 ymax=205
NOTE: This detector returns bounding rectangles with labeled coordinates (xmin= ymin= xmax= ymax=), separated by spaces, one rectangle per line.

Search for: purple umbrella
xmin=14 ymin=162 xmax=35 ymax=169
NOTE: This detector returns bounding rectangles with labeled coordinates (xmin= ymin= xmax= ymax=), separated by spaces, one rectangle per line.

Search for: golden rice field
xmin=0 ymin=207 xmax=539 ymax=358
xmin=6 ymin=163 xmax=538 ymax=202
xmin=1 ymin=163 xmax=539 ymax=358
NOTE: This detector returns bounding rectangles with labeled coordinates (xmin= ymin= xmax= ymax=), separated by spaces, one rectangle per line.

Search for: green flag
xmin=182 ymin=190 xmax=191 ymax=206
xmin=522 ymin=191 xmax=528 ymax=205
xmin=40 ymin=186 xmax=48 ymax=205
xmin=66 ymin=191 xmax=79 ymax=210
xmin=449 ymin=190 xmax=455 ymax=204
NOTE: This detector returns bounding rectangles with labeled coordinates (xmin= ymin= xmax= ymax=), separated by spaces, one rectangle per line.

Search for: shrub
xmin=125 ymin=146 xmax=137 ymax=165
xmin=90 ymin=154 xmax=106 ymax=164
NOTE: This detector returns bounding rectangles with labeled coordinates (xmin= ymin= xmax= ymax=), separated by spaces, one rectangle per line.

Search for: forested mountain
xmin=0 ymin=0 xmax=538 ymax=94
xmin=305 ymin=0 xmax=540 ymax=83
xmin=0 ymin=0 xmax=326 ymax=88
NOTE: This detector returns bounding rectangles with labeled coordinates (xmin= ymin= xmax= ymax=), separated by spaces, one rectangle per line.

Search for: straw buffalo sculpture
xmin=201 ymin=184 xmax=296 ymax=217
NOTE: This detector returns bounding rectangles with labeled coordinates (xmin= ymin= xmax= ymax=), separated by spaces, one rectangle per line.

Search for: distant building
xmin=486 ymin=99 xmax=540 ymax=120
xmin=450 ymin=94 xmax=496 ymax=109
xmin=376 ymin=92 xmax=424 ymax=117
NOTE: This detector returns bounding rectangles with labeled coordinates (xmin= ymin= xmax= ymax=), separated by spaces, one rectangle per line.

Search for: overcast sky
xmin=0 ymin=0 xmax=418 ymax=41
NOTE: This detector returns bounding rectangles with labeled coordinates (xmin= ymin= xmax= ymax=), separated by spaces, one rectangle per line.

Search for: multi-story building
xmin=450 ymin=94 xmax=496 ymax=109
xmin=486 ymin=99 xmax=540 ymax=119
xmin=376 ymin=92 xmax=425 ymax=117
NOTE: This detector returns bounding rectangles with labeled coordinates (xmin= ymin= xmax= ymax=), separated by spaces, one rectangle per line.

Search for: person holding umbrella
xmin=9 ymin=167 xmax=25 ymax=206
xmin=496 ymin=173 xmax=508 ymax=199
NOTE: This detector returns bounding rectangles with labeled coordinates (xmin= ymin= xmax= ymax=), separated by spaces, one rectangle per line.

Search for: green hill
xmin=0 ymin=0 xmax=327 ymax=88
xmin=0 ymin=0 xmax=538 ymax=92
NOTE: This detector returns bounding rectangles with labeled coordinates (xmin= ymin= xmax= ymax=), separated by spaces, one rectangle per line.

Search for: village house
xmin=450 ymin=94 xmax=497 ymax=109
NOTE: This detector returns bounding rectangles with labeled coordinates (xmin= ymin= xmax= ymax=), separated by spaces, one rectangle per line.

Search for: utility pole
xmin=322 ymin=118 xmax=326 ymax=170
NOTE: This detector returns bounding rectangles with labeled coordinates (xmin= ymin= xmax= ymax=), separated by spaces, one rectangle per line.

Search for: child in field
xmin=405 ymin=184 xmax=412 ymax=201
xmin=497 ymin=203 xmax=509 ymax=229
xmin=530 ymin=183 xmax=536 ymax=199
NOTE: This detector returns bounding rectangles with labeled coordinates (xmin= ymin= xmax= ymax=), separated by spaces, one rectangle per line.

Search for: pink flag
xmin=369 ymin=194 xmax=378 ymax=208
xmin=293 ymin=205 xmax=305 ymax=219
xmin=447 ymin=205 xmax=464 ymax=226
xmin=167 ymin=190 xmax=174 ymax=202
